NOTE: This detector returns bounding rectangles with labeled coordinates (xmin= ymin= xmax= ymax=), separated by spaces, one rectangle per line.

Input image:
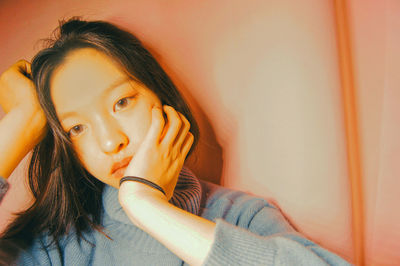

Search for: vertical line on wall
xmin=333 ymin=0 xmax=365 ymax=265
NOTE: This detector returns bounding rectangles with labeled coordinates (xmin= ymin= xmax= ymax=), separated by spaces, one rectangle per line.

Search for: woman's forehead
xmin=50 ymin=48 xmax=128 ymax=113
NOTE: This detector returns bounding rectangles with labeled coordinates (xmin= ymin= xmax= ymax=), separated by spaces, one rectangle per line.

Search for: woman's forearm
xmin=119 ymin=182 xmax=215 ymax=266
xmin=0 ymin=107 xmax=46 ymax=178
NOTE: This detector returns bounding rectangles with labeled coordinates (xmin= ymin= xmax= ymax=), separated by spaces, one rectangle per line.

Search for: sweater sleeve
xmin=203 ymin=218 xmax=351 ymax=266
xmin=199 ymin=181 xmax=351 ymax=266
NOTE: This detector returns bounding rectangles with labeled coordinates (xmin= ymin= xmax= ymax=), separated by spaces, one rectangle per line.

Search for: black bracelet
xmin=119 ymin=176 xmax=166 ymax=196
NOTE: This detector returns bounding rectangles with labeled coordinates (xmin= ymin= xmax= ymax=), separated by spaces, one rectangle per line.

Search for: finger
xmin=174 ymin=112 xmax=190 ymax=148
xmin=22 ymin=61 xmax=32 ymax=79
xmin=181 ymin=132 xmax=194 ymax=158
xmin=14 ymin=59 xmax=30 ymax=72
xmin=144 ymin=106 xmax=165 ymax=145
xmin=160 ymin=105 xmax=181 ymax=148
xmin=12 ymin=59 xmax=28 ymax=69
xmin=14 ymin=59 xmax=32 ymax=79
xmin=25 ymin=61 xmax=32 ymax=75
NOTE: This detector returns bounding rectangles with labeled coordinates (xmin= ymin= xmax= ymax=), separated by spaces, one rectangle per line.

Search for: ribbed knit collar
xmin=102 ymin=166 xmax=202 ymax=225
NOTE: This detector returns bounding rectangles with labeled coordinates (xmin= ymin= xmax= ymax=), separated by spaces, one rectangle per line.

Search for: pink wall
xmin=0 ymin=0 xmax=398 ymax=264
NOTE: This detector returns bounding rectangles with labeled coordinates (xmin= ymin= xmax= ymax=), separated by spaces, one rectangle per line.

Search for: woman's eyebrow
xmin=103 ymin=76 xmax=132 ymax=95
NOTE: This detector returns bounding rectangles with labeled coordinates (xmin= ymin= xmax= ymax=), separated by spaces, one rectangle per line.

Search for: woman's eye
xmin=114 ymin=97 xmax=133 ymax=111
xmin=68 ymin=125 xmax=84 ymax=137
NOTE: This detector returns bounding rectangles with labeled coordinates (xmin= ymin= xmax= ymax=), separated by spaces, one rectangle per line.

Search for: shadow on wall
xmin=145 ymin=44 xmax=224 ymax=185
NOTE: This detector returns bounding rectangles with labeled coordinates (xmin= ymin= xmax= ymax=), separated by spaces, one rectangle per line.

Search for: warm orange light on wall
xmin=333 ymin=0 xmax=365 ymax=265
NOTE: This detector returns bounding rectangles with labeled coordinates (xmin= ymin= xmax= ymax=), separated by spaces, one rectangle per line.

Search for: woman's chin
xmin=103 ymin=167 xmax=128 ymax=188
xmin=112 ymin=167 xmax=127 ymax=179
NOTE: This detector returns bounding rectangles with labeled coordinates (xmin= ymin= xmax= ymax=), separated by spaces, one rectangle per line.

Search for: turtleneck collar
xmin=102 ymin=166 xmax=202 ymax=225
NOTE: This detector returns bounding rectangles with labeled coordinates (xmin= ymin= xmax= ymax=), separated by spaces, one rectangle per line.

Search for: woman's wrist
xmin=119 ymin=181 xmax=168 ymax=207
xmin=118 ymin=181 xmax=169 ymax=230
xmin=19 ymin=103 xmax=46 ymax=124
xmin=16 ymin=105 xmax=47 ymax=144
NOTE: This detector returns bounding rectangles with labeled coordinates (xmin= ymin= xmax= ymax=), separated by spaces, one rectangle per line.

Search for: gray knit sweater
xmin=0 ymin=168 xmax=350 ymax=265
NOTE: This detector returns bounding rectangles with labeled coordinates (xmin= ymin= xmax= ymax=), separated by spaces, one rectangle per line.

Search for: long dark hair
xmin=0 ymin=16 xmax=200 ymax=262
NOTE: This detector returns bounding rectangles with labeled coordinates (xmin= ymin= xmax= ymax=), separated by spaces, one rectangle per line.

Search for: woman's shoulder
xmin=11 ymin=226 xmax=98 ymax=265
xmin=199 ymin=179 xmax=276 ymax=210
xmin=0 ymin=176 xmax=9 ymax=204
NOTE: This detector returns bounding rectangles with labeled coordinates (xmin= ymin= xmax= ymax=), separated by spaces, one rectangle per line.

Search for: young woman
xmin=0 ymin=18 xmax=351 ymax=265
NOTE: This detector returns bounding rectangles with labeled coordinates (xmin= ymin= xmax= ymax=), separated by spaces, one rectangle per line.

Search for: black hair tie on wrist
xmin=119 ymin=176 xmax=166 ymax=196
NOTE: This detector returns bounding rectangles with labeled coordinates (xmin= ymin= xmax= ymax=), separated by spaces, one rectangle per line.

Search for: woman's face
xmin=50 ymin=47 xmax=162 ymax=188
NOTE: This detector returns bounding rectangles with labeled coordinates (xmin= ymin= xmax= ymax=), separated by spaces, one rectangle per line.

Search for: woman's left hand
xmin=119 ymin=105 xmax=194 ymax=202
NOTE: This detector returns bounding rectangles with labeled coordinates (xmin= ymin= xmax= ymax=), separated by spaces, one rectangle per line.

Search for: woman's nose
xmin=95 ymin=115 xmax=129 ymax=154
xmin=101 ymin=132 xmax=128 ymax=154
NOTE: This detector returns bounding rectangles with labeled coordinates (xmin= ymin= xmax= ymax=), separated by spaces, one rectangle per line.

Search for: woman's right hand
xmin=0 ymin=60 xmax=47 ymax=178
xmin=0 ymin=59 xmax=47 ymax=144
xmin=0 ymin=59 xmax=43 ymax=115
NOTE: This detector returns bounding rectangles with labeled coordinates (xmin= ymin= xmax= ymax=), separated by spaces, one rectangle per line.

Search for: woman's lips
xmin=111 ymin=156 xmax=133 ymax=178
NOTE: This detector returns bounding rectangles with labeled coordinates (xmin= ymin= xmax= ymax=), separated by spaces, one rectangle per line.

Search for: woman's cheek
xmin=119 ymin=109 xmax=152 ymax=144
xmin=74 ymin=137 xmax=110 ymax=180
